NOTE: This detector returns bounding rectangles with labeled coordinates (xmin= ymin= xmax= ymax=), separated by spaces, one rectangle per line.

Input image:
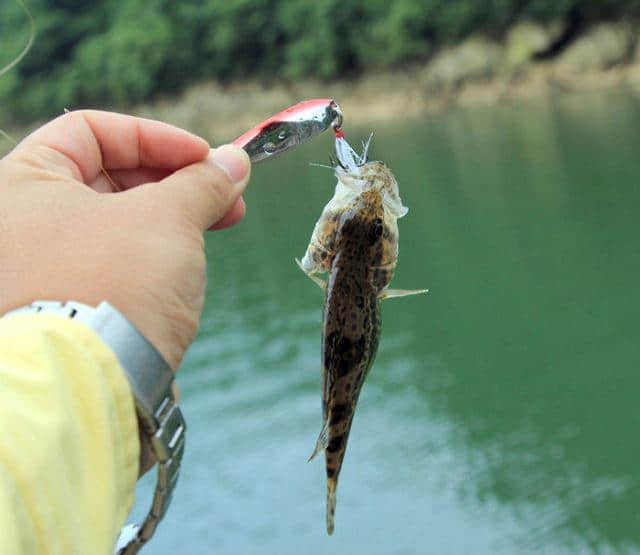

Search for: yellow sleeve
xmin=0 ymin=314 xmax=139 ymax=555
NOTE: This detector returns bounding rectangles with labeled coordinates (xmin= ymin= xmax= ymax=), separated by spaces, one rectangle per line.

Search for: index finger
xmin=15 ymin=110 xmax=210 ymax=183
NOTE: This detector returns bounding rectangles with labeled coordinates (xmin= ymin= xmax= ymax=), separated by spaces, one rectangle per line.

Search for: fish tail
xmin=307 ymin=421 xmax=329 ymax=462
xmin=326 ymin=478 xmax=337 ymax=535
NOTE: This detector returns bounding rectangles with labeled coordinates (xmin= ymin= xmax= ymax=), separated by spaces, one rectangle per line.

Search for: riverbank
xmin=132 ymin=21 xmax=640 ymax=143
xmin=3 ymin=21 xmax=640 ymax=153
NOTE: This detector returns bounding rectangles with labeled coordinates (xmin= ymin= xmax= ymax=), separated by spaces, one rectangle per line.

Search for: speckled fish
xmin=296 ymin=132 xmax=427 ymax=535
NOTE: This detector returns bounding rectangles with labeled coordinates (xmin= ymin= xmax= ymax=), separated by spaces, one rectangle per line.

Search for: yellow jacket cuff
xmin=0 ymin=314 xmax=139 ymax=554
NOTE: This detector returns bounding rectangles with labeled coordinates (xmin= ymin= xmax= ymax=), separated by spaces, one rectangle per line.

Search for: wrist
xmin=1 ymin=300 xmax=186 ymax=554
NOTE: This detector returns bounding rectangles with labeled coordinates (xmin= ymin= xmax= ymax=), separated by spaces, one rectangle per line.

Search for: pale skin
xmin=0 ymin=109 xmax=251 ymax=371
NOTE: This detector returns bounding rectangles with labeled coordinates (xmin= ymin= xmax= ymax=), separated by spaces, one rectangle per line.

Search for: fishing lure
xmin=233 ymin=98 xmax=342 ymax=163
xmin=297 ymin=130 xmax=427 ymax=534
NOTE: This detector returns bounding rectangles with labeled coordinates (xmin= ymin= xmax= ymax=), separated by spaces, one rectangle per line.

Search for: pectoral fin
xmin=295 ymin=258 xmax=327 ymax=291
xmin=308 ymin=420 xmax=329 ymax=462
xmin=379 ymin=288 xmax=429 ymax=300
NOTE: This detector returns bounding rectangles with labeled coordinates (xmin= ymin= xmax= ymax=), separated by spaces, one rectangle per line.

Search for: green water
xmin=133 ymin=89 xmax=640 ymax=554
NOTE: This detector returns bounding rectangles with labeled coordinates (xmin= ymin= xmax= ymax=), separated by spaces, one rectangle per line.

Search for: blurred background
xmin=3 ymin=1 xmax=640 ymax=140
xmin=3 ymin=2 xmax=640 ymax=554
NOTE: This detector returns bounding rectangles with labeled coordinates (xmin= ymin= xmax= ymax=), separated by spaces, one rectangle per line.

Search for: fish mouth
xmin=331 ymin=133 xmax=408 ymax=218
xmin=334 ymin=133 xmax=373 ymax=174
xmin=332 ymin=133 xmax=408 ymax=218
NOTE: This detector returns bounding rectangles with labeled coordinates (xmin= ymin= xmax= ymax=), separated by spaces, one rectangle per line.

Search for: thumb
xmin=151 ymin=144 xmax=251 ymax=231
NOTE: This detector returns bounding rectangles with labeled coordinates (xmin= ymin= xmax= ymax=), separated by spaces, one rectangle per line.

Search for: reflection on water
xmin=131 ymin=88 xmax=640 ymax=554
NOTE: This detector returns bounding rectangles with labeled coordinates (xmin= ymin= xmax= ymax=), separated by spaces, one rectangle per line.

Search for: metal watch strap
xmin=2 ymin=300 xmax=186 ymax=554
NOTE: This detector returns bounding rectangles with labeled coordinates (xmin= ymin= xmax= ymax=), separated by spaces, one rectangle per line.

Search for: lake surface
xmin=130 ymin=88 xmax=640 ymax=554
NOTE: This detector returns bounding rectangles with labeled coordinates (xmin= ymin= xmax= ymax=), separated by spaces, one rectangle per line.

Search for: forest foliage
xmin=1 ymin=0 xmax=640 ymax=123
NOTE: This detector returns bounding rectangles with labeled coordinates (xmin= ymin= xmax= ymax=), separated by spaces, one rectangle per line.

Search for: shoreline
xmin=137 ymin=59 xmax=640 ymax=144
xmin=3 ymin=21 xmax=640 ymax=153
xmin=133 ymin=19 xmax=640 ymax=143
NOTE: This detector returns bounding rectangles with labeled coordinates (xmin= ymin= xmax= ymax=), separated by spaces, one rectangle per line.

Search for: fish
xmin=296 ymin=133 xmax=427 ymax=535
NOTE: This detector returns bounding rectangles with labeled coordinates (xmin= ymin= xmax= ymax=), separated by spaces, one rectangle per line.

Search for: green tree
xmin=2 ymin=0 xmax=640 ymax=125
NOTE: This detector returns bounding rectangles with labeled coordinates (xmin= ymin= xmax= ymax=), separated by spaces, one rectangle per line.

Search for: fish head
xmin=334 ymin=136 xmax=408 ymax=218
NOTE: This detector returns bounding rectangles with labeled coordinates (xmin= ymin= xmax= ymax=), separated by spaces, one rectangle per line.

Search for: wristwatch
xmin=2 ymin=300 xmax=186 ymax=554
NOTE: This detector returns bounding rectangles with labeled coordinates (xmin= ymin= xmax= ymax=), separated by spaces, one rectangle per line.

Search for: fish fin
xmin=308 ymin=421 xmax=329 ymax=462
xmin=379 ymin=288 xmax=429 ymax=300
xmin=326 ymin=478 xmax=337 ymax=535
xmin=295 ymin=258 xmax=326 ymax=291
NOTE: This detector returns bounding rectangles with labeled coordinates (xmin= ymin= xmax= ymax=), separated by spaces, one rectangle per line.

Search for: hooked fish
xmin=297 ymin=132 xmax=427 ymax=535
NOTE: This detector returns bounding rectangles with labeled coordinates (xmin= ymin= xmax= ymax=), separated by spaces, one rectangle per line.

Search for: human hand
xmin=0 ymin=110 xmax=251 ymax=369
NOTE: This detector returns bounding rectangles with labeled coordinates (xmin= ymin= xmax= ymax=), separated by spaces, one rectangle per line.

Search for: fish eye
xmin=369 ymin=218 xmax=384 ymax=244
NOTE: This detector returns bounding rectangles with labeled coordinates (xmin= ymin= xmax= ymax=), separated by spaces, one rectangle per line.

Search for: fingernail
xmin=209 ymin=145 xmax=250 ymax=183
